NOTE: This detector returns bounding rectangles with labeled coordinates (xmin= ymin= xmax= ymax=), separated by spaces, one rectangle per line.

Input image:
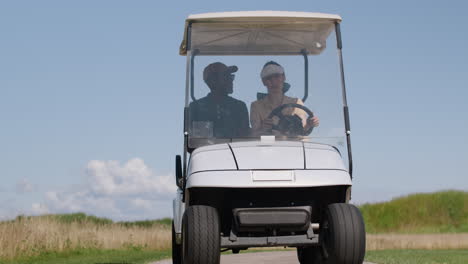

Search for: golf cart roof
xmin=180 ymin=11 xmax=342 ymax=56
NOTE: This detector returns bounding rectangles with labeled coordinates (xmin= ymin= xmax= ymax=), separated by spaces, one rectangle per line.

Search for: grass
xmin=365 ymin=249 xmax=468 ymax=264
xmin=0 ymin=248 xmax=171 ymax=264
xmin=119 ymin=218 xmax=172 ymax=228
xmin=11 ymin=213 xmax=172 ymax=228
xmin=359 ymin=190 xmax=468 ymax=233
xmin=0 ymin=215 xmax=171 ymax=260
xmin=366 ymin=233 xmax=468 ymax=250
xmin=5 ymin=249 xmax=464 ymax=264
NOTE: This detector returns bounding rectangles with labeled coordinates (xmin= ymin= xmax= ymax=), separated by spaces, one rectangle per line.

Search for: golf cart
xmin=172 ymin=11 xmax=365 ymax=264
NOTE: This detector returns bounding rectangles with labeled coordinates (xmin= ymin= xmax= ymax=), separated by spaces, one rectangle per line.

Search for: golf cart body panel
xmin=189 ymin=144 xmax=238 ymax=172
xmin=172 ymin=189 xmax=184 ymax=234
xmin=229 ymin=141 xmax=304 ymax=170
xmin=189 ymin=141 xmax=346 ymax=173
xmin=186 ymin=170 xmax=351 ymax=189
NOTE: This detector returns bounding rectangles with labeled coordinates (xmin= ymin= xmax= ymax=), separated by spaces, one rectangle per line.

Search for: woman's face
xmin=262 ymin=73 xmax=285 ymax=94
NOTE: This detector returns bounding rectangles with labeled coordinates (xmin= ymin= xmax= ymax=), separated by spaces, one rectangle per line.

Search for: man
xmin=250 ymin=61 xmax=319 ymax=136
xmin=189 ymin=62 xmax=250 ymax=138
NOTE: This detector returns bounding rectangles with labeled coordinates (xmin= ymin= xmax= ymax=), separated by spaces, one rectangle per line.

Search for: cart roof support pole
xmin=335 ymin=22 xmax=353 ymax=178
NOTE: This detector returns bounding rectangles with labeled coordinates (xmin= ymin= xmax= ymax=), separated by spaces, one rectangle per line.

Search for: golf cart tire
xmin=182 ymin=205 xmax=220 ymax=264
xmin=172 ymin=221 xmax=182 ymax=264
xmin=324 ymin=203 xmax=366 ymax=264
xmin=297 ymin=247 xmax=322 ymax=264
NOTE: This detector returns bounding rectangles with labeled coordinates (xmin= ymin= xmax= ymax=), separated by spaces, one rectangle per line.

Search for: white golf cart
xmin=172 ymin=11 xmax=365 ymax=264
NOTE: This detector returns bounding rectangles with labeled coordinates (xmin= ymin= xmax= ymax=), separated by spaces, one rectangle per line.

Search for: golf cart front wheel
xmin=323 ymin=203 xmax=366 ymax=264
xmin=297 ymin=247 xmax=322 ymax=264
xmin=182 ymin=205 xmax=220 ymax=264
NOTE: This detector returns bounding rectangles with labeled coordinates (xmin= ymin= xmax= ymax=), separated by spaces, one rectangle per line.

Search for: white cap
xmin=260 ymin=64 xmax=284 ymax=79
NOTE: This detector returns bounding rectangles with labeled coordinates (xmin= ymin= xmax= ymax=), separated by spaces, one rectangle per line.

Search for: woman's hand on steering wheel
xmin=262 ymin=118 xmax=274 ymax=131
xmin=306 ymin=116 xmax=320 ymax=130
xmin=267 ymin=103 xmax=316 ymax=136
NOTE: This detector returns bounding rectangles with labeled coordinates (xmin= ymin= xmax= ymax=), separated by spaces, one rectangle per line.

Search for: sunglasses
xmin=210 ymin=72 xmax=235 ymax=82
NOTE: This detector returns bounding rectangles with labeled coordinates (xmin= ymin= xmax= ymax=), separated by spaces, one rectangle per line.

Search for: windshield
xmin=185 ymin=22 xmax=347 ymax=160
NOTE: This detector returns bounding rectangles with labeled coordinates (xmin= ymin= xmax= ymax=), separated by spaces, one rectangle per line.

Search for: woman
xmin=250 ymin=61 xmax=319 ymax=136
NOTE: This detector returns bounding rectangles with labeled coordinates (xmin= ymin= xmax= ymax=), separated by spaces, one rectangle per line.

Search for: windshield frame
xmin=182 ymin=21 xmax=353 ymax=176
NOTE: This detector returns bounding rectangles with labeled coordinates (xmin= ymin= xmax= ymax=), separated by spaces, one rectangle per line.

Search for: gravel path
xmin=150 ymin=251 xmax=376 ymax=264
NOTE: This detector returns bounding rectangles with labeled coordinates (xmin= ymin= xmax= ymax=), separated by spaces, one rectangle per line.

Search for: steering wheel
xmin=267 ymin=103 xmax=315 ymax=136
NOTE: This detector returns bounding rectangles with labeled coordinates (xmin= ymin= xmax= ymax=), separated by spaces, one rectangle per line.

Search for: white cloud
xmin=45 ymin=190 xmax=120 ymax=216
xmin=31 ymin=203 xmax=49 ymax=215
xmin=86 ymin=158 xmax=176 ymax=197
xmin=34 ymin=158 xmax=177 ymax=220
xmin=42 ymin=189 xmax=173 ymax=220
xmin=131 ymin=198 xmax=153 ymax=211
xmin=0 ymin=158 xmax=176 ymax=221
xmin=16 ymin=178 xmax=34 ymax=193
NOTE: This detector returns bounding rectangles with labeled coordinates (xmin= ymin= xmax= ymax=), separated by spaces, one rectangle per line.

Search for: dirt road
xmin=150 ymin=251 xmax=375 ymax=264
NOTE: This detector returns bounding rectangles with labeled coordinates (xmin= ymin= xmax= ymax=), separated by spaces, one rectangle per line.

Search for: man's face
xmin=210 ymin=71 xmax=235 ymax=94
xmin=262 ymin=73 xmax=285 ymax=93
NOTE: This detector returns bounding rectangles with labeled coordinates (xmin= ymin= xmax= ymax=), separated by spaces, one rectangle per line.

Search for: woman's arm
xmin=295 ymin=98 xmax=320 ymax=130
xmin=250 ymin=102 xmax=273 ymax=136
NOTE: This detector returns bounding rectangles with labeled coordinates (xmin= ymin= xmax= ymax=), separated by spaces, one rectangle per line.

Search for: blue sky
xmin=0 ymin=0 xmax=467 ymax=220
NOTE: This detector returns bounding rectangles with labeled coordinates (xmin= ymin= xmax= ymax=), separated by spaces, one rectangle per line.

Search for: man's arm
xmin=188 ymin=101 xmax=198 ymax=121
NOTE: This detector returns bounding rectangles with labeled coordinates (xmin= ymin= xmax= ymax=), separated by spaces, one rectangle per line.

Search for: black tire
xmin=182 ymin=205 xmax=220 ymax=264
xmin=323 ymin=203 xmax=366 ymax=264
xmin=172 ymin=221 xmax=182 ymax=264
xmin=297 ymin=247 xmax=322 ymax=264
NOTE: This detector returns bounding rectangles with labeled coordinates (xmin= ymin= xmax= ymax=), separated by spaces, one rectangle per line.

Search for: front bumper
xmin=233 ymin=206 xmax=312 ymax=232
xmin=221 ymin=234 xmax=319 ymax=248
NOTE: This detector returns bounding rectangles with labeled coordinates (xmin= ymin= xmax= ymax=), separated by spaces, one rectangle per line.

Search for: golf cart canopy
xmin=180 ymin=11 xmax=342 ymax=56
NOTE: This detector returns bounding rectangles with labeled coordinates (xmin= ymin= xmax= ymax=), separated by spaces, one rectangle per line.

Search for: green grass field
xmin=360 ymin=190 xmax=468 ymax=233
xmin=366 ymin=249 xmax=468 ymax=264
xmin=0 ymin=249 xmax=171 ymax=264
xmin=1 ymin=249 xmax=466 ymax=264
